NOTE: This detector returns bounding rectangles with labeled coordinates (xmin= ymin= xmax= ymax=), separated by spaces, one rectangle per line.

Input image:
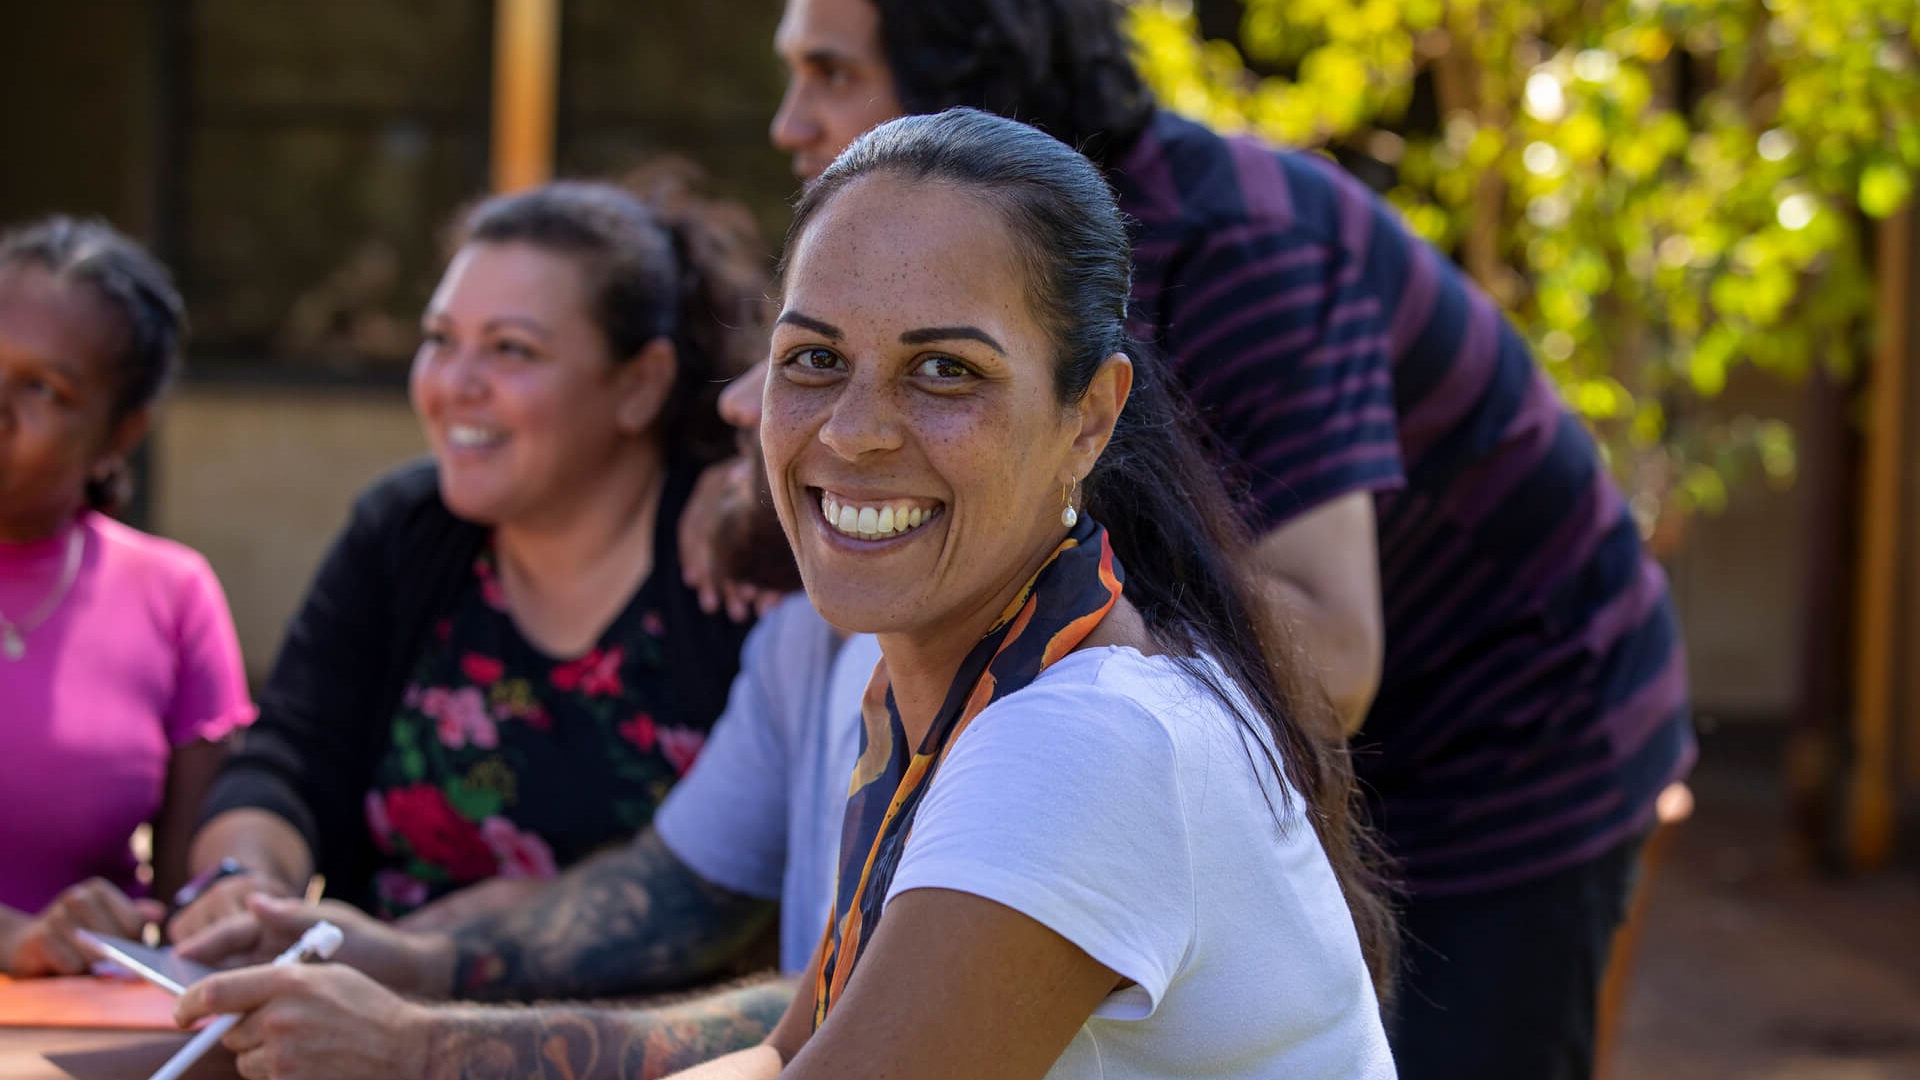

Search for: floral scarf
xmin=812 ymin=516 xmax=1125 ymax=1026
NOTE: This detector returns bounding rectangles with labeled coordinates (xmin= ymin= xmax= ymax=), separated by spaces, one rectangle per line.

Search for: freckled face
xmin=763 ymin=175 xmax=1082 ymax=647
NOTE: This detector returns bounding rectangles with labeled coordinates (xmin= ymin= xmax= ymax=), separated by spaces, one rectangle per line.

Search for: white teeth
xmin=818 ymin=492 xmax=939 ymax=541
xmin=448 ymin=425 xmax=504 ymax=448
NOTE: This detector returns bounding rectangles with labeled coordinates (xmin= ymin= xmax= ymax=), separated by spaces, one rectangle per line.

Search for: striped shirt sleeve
xmin=1156 ymin=219 xmax=1405 ymax=534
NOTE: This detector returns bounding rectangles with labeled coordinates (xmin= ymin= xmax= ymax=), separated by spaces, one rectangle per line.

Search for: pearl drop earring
xmin=1061 ymin=479 xmax=1079 ymax=528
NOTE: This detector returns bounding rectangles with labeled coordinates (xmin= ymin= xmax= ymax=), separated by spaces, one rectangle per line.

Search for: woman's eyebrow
xmin=23 ymin=356 xmax=83 ymax=386
xmin=481 ymin=315 xmax=552 ymax=340
xmin=899 ymin=326 xmax=1005 ymax=354
xmin=777 ymin=311 xmax=844 ymax=339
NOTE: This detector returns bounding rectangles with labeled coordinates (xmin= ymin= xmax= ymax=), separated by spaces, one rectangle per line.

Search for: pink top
xmin=0 ymin=512 xmax=254 ymax=913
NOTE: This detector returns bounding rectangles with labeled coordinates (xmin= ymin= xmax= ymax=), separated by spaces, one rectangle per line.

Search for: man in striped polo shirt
xmin=762 ymin=1 xmax=1697 ymax=1076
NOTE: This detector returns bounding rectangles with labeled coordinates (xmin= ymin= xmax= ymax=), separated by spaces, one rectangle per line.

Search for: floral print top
xmin=361 ymin=465 xmax=752 ymax=918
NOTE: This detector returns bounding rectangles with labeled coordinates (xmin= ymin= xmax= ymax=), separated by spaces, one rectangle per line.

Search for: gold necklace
xmin=1 ymin=526 xmax=85 ymax=661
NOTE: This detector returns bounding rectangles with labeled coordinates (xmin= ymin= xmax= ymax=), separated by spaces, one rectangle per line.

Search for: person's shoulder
xmin=937 ymin=650 xmax=1246 ymax=828
xmin=1121 ymin=112 xmax=1370 ymax=250
xmin=1034 ymin=648 xmax=1280 ymax=770
xmin=342 ymin=457 xmax=479 ymax=548
xmin=86 ymin=512 xmax=219 ymax=586
xmin=745 ymin=593 xmax=837 ymax=656
xmin=988 ymin=647 xmax=1223 ymax=751
xmin=1042 ymin=645 xmax=1227 ymax=706
xmin=1114 ymin=111 xmax=1248 ymax=232
xmin=350 ymin=456 xmax=445 ymax=520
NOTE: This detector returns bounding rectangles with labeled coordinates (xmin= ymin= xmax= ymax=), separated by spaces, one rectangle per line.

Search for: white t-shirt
xmin=885 ymin=646 xmax=1395 ymax=1080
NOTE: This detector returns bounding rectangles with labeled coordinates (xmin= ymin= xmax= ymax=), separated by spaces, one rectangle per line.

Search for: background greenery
xmin=1127 ymin=0 xmax=1920 ymax=549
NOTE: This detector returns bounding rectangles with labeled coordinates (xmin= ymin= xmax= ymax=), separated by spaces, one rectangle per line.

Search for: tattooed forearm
xmin=423 ymin=979 xmax=794 ymax=1080
xmin=450 ymin=830 xmax=777 ymax=1002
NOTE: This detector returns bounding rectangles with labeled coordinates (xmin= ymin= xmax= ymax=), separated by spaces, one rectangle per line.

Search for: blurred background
xmin=1 ymin=1 xmax=1916 ymax=1074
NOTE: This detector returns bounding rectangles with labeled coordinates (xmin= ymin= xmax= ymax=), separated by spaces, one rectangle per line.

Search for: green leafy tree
xmin=1129 ymin=0 xmax=1920 ymax=549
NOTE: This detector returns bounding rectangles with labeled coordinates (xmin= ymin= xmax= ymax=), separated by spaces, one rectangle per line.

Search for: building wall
xmin=150 ymin=386 xmax=422 ymax=677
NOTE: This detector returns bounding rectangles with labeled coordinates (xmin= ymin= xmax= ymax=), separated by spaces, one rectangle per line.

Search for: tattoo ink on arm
xmin=449 ymin=831 xmax=777 ymax=1003
xmin=423 ymin=980 xmax=795 ymax=1080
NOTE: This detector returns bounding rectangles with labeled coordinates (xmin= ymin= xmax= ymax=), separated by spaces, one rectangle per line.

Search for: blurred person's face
xmin=712 ymin=358 xmax=805 ymax=592
xmin=0 ymin=267 xmax=144 ymax=542
xmin=763 ymin=175 xmax=1115 ymax=647
xmin=411 ymin=242 xmax=669 ymax=528
xmin=771 ymin=0 xmax=904 ymax=183
xmin=718 ymin=356 xmax=768 ymax=439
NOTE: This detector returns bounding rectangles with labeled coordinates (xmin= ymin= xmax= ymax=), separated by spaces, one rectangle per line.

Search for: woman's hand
xmin=680 ymin=454 xmax=786 ymax=622
xmin=173 ymin=809 xmax=316 ymax=945
xmin=174 ymin=895 xmax=452 ymax=999
xmin=168 ymin=867 xmax=298 ymax=945
xmin=0 ymin=878 xmax=165 ymax=977
xmin=175 ymin=962 xmax=434 ymax=1080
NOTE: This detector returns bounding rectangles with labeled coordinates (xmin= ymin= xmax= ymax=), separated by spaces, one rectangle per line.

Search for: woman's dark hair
xmin=870 ymin=0 xmax=1156 ymax=164
xmin=783 ymin=108 xmax=1397 ymax=993
xmin=452 ymin=164 xmax=770 ymax=465
xmin=0 ymin=216 xmax=185 ymax=512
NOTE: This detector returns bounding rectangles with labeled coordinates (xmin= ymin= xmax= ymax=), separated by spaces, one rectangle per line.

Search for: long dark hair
xmin=783 ymin=108 xmax=1397 ymax=993
xmin=452 ymin=165 xmax=770 ymax=466
xmin=869 ymin=0 xmax=1155 ymax=165
xmin=0 ymin=216 xmax=185 ymax=512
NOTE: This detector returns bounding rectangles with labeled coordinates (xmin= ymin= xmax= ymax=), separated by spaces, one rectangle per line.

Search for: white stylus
xmin=147 ymin=920 xmax=344 ymax=1080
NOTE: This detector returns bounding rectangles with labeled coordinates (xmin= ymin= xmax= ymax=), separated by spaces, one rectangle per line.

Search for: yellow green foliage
xmin=1129 ymin=0 xmax=1918 ymax=538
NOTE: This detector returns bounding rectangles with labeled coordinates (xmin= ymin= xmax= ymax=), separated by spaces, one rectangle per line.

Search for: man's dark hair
xmin=870 ymin=0 xmax=1156 ymax=164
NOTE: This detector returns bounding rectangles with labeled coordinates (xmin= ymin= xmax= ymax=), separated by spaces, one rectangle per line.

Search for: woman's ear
xmin=614 ymin=337 xmax=679 ymax=435
xmin=101 ymin=406 xmax=151 ymax=467
xmin=1067 ymin=353 xmax=1133 ymax=477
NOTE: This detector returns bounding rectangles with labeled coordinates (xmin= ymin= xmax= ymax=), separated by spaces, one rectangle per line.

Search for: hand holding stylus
xmin=153 ymin=921 xmax=342 ymax=1080
xmin=170 ymin=920 xmax=437 ymax=1080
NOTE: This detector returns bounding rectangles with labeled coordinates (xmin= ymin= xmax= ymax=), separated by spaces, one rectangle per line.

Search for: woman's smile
xmin=444 ymin=423 xmax=508 ymax=452
xmin=813 ymin=487 xmax=944 ymax=542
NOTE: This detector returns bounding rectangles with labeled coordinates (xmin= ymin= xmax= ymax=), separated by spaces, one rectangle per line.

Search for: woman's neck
xmin=491 ymin=443 xmax=667 ymax=657
xmin=872 ymin=632 xmax=971 ymax=745
xmin=0 ymin=504 xmax=86 ymax=546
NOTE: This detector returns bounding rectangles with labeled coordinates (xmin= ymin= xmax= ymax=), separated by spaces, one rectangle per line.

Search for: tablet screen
xmin=74 ymin=931 xmax=217 ymax=996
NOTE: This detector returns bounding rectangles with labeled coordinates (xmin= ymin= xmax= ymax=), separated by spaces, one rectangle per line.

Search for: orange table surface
xmin=0 ymin=975 xmax=183 ymax=1031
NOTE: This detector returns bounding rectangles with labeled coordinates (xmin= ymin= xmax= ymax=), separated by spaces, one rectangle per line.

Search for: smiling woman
xmin=667 ymin=108 xmax=1397 ymax=1080
xmin=763 ymin=191 xmax=1087 ymax=666
xmin=176 ymin=168 xmax=782 ymax=937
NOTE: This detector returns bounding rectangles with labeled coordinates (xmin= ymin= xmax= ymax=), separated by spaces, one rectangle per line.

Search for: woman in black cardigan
xmin=175 ymin=171 xmax=771 ymax=934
